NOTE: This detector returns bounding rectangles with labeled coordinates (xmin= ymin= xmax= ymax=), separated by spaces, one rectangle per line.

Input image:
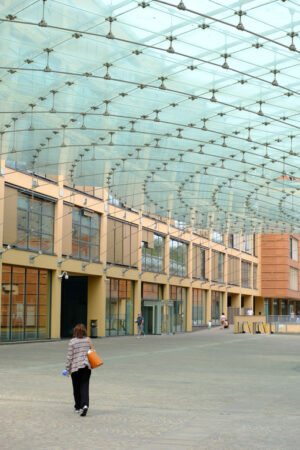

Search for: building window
xmin=192 ymin=289 xmax=207 ymax=325
xmin=107 ymin=218 xmax=138 ymax=267
xmin=142 ymin=231 xmax=164 ymax=273
xmin=192 ymin=245 xmax=207 ymax=279
xmin=1 ymin=264 xmax=51 ymax=341
xmin=241 ymin=261 xmax=251 ymax=288
xmin=290 ymin=267 xmax=298 ymax=291
xmin=17 ymin=192 xmax=54 ymax=253
xmin=211 ymin=251 xmax=224 ymax=282
xmin=228 ymin=255 xmax=240 ymax=285
xmin=105 ymin=278 xmax=134 ymax=337
xmin=241 ymin=234 xmax=252 ymax=254
xmin=72 ymin=208 xmax=100 ymax=261
xmin=169 ymin=239 xmax=188 ymax=277
xmin=253 ymin=264 xmax=258 ymax=289
xmin=290 ymin=237 xmax=298 ymax=261
xmin=211 ymin=232 xmax=223 ymax=244
xmin=228 ymin=234 xmax=239 ymax=249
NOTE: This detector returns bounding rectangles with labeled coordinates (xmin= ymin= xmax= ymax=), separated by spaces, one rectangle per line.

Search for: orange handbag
xmin=87 ymin=338 xmax=103 ymax=369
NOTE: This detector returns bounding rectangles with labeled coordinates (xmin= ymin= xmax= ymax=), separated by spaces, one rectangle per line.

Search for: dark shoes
xmin=80 ymin=405 xmax=88 ymax=417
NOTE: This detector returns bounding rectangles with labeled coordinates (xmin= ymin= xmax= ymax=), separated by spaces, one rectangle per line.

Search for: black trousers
xmin=71 ymin=366 xmax=91 ymax=409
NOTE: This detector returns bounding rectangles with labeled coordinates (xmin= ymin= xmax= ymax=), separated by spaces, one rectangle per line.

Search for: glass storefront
xmin=170 ymin=285 xmax=187 ymax=332
xmin=211 ymin=291 xmax=223 ymax=325
xmin=1 ymin=264 xmax=51 ymax=341
xmin=192 ymin=289 xmax=207 ymax=326
xmin=105 ymin=278 xmax=134 ymax=336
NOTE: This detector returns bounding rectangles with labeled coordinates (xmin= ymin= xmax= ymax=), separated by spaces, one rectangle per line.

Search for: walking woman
xmin=65 ymin=323 xmax=91 ymax=417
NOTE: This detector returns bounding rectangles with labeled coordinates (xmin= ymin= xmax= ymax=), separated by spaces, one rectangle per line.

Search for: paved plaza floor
xmin=1 ymin=328 xmax=300 ymax=450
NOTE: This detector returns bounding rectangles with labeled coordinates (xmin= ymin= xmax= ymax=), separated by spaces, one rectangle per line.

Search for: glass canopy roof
xmin=0 ymin=0 xmax=299 ymax=233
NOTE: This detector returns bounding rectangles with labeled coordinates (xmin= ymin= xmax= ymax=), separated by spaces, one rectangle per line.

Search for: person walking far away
xmin=135 ymin=312 xmax=144 ymax=338
xmin=220 ymin=312 xmax=226 ymax=329
xmin=65 ymin=323 xmax=92 ymax=417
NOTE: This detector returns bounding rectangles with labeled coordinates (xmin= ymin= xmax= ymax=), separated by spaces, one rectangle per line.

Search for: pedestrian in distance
xmin=65 ymin=323 xmax=92 ymax=417
xmin=220 ymin=312 xmax=226 ymax=329
xmin=135 ymin=312 xmax=145 ymax=338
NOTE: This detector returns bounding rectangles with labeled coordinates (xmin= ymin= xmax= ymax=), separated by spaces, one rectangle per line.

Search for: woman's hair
xmin=73 ymin=323 xmax=87 ymax=338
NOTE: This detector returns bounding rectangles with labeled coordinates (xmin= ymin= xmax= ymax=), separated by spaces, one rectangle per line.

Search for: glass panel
xmin=170 ymin=239 xmax=187 ymax=277
xmin=211 ymin=291 xmax=222 ymax=325
xmin=38 ymin=270 xmax=50 ymax=338
xmin=28 ymin=231 xmax=40 ymax=251
xmin=142 ymin=233 xmax=164 ymax=272
xmin=41 ymin=234 xmax=53 ymax=252
xmin=17 ymin=229 xmax=27 ymax=249
xmin=71 ymin=207 xmax=100 ymax=261
xmin=18 ymin=196 xmax=28 ymax=210
xmin=30 ymin=198 xmax=41 ymax=213
xmin=42 ymin=216 xmax=53 ymax=235
xmin=17 ymin=209 xmax=27 ymax=229
xmin=72 ymin=223 xmax=80 ymax=240
xmin=105 ymin=278 xmax=133 ymax=337
xmin=11 ymin=266 xmax=25 ymax=340
xmin=2 ymin=2 xmax=300 ymax=234
xmin=142 ymin=282 xmax=160 ymax=300
xmin=25 ymin=268 xmax=38 ymax=339
xmin=42 ymin=202 xmax=53 ymax=216
xmin=17 ymin=193 xmax=54 ymax=253
xmin=29 ymin=212 xmax=41 ymax=232
xmin=79 ymin=242 xmax=89 ymax=260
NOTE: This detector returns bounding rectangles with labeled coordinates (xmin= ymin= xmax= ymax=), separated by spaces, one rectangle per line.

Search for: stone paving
xmin=1 ymin=328 xmax=300 ymax=449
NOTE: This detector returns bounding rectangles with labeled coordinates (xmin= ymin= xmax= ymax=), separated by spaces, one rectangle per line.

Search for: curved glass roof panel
xmin=0 ymin=0 xmax=300 ymax=233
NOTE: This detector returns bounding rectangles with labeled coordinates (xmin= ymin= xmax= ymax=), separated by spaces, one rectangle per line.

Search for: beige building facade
xmin=0 ymin=166 xmax=261 ymax=341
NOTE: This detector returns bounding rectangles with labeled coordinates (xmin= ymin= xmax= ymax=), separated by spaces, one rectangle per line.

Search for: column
xmin=51 ymin=175 xmax=64 ymax=338
xmin=0 ymin=159 xmax=5 ymax=332
xmin=51 ymin=274 xmax=62 ymax=338
xmin=186 ymin=286 xmax=192 ymax=332
xmin=186 ymin=240 xmax=193 ymax=331
xmin=88 ymin=275 xmax=106 ymax=337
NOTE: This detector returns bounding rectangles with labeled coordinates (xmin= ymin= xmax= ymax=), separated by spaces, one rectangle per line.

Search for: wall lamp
xmin=154 ymin=273 xmax=159 ymax=280
xmin=58 ymin=271 xmax=69 ymax=280
xmin=29 ymin=250 xmax=42 ymax=263
xmin=122 ymin=268 xmax=129 ymax=276
xmin=138 ymin=271 xmax=144 ymax=279
xmin=0 ymin=245 xmax=11 ymax=258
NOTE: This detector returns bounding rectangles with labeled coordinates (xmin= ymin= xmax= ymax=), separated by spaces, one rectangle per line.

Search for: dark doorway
xmin=143 ymin=306 xmax=153 ymax=334
xmin=60 ymin=276 xmax=88 ymax=338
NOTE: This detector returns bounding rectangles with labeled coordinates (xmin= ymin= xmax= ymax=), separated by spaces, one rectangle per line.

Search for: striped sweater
xmin=66 ymin=337 xmax=91 ymax=373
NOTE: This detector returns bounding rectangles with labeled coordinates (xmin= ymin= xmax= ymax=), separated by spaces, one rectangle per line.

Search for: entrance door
xmin=143 ymin=306 xmax=153 ymax=334
xmin=142 ymin=300 xmax=161 ymax=334
xmin=60 ymin=276 xmax=88 ymax=338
